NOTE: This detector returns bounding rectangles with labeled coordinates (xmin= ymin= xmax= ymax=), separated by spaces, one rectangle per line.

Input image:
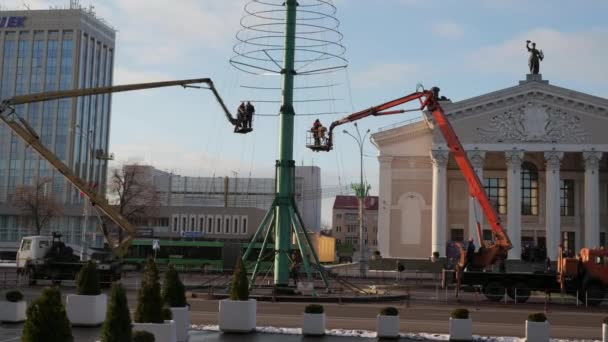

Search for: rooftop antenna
xmin=22 ymin=1 xmax=31 ymax=10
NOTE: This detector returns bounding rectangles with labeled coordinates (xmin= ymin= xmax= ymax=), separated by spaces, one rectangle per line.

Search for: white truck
xmin=16 ymin=233 xmax=121 ymax=286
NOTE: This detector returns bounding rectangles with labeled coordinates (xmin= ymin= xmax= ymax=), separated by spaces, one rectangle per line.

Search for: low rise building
xmin=331 ymin=195 xmax=379 ymax=253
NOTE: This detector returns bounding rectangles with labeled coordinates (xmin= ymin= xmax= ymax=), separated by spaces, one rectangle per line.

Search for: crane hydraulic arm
xmin=311 ymin=87 xmax=512 ymax=268
xmin=0 ymin=78 xmax=238 ymax=257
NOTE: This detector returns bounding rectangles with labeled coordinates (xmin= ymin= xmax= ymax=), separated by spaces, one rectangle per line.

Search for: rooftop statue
xmin=526 ymin=40 xmax=544 ymax=75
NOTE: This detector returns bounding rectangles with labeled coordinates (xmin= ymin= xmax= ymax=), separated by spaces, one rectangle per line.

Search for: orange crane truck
xmin=309 ymin=86 xmax=608 ymax=305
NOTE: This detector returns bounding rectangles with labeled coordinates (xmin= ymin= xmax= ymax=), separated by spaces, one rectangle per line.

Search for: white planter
xmin=218 ymin=299 xmax=256 ymax=333
xmin=449 ymin=318 xmax=472 ymax=341
xmin=302 ymin=313 xmax=326 ymax=336
xmin=66 ymin=293 xmax=107 ymax=326
xmin=0 ymin=301 xmax=27 ymax=322
xmin=376 ymin=315 xmax=400 ymax=339
xmin=170 ymin=306 xmax=191 ymax=342
xmin=525 ymin=320 xmax=550 ymax=342
xmin=133 ymin=320 xmax=177 ymax=342
xmin=603 ymin=323 xmax=607 ymax=342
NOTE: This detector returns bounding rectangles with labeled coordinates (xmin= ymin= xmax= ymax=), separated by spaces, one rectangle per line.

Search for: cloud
xmin=103 ymin=0 xmax=244 ymax=65
xmin=394 ymin=0 xmax=434 ymax=7
xmin=110 ymin=142 xmax=274 ymax=178
xmin=432 ymin=22 xmax=465 ymax=40
xmin=351 ymin=63 xmax=421 ymax=89
xmin=466 ymin=28 xmax=608 ymax=83
xmin=113 ymin=67 xmax=173 ymax=84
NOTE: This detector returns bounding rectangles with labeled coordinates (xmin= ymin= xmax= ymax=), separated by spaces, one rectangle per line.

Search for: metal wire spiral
xmin=230 ymin=0 xmax=348 ymax=116
xmin=231 ymin=0 xmax=347 ymax=76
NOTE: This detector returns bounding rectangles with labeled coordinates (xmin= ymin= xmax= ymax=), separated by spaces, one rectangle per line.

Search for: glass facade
xmin=483 ymin=178 xmax=507 ymax=215
xmin=560 ymin=179 xmax=575 ymax=217
xmin=0 ymin=10 xmax=115 ymax=244
xmin=521 ymin=162 xmax=539 ymax=216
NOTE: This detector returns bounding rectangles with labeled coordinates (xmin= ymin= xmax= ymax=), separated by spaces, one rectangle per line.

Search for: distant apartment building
xmin=331 ymin=195 xmax=379 ymax=252
xmin=0 ymin=6 xmax=115 ymax=251
xmin=133 ymin=205 xmax=266 ymax=242
xmin=147 ymin=165 xmax=322 ymax=231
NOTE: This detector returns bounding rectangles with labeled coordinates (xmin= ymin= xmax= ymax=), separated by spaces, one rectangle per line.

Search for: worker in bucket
xmin=312 ymin=119 xmax=322 ymax=145
xmin=245 ymin=101 xmax=255 ymax=129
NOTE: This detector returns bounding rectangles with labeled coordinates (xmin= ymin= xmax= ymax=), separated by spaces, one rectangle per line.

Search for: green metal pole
xmin=243 ymin=200 xmax=275 ymax=262
xmin=292 ymin=199 xmax=330 ymax=290
xmin=249 ymin=219 xmax=275 ymax=290
xmin=274 ymin=0 xmax=298 ymax=286
xmin=289 ymin=207 xmax=312 ymax=282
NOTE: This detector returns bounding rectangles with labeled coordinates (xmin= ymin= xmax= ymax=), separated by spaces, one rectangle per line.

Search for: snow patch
xmin=190 ymin=325 xmax=599 ymax=341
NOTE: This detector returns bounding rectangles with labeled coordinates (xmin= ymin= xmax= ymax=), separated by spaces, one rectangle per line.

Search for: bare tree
xmin=12 ymin=177 xmax=64 ymax=235
xmin=108 ymin=164 xmax=159 ymax=242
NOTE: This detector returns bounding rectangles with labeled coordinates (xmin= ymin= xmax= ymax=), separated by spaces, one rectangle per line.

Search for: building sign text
xmin=0 ymin=17 xmax=27 ymax=28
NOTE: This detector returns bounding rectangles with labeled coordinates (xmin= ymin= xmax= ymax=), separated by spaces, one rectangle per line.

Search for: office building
xmin=0 ymin=5 xmax=115 ymax=251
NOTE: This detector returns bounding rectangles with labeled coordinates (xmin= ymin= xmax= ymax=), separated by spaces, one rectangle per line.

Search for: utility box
xmin=293 ymin=232 xmax=335 ymax=263
xmin=310 ymin=233 xmax=336 ymax=263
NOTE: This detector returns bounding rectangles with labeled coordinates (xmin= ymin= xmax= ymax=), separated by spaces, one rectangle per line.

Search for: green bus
xmin=124 ymin=239 xmax=224 ymax=272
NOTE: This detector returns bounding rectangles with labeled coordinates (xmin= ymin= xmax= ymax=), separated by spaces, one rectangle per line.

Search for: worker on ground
xmin=236 ymin=102 xmax=246 ymax=131
xmin=290 ymin=251 xmax=300 ymax=286
xmin=245 ymin=101 xmax=255 ymax=129
xmin=465 ymin=237 xmax=475 ymax=270
xmin=312 ymin=119 xmax=322 ymax=145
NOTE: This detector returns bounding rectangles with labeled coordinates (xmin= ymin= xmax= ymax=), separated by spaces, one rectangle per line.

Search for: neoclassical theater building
xmin=371 ymin=74 xmax=608 ymax=261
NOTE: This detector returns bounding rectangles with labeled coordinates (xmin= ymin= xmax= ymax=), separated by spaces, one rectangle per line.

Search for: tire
xmin=507 ymin=282 xmax=531 ymax=303
xmin=483 ymin=281 xmax=506 ymax=302
xmin=26 ymin=269 xmax=37 ymax=286
xmin=50 ymin=269 xmax=62 ymax=286
xmin=579 ymin=280 xmax=605 ymax=306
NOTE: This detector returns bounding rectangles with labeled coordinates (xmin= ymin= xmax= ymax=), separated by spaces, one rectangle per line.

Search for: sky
xmin=5 ymin=0 xmax=608 ymax=226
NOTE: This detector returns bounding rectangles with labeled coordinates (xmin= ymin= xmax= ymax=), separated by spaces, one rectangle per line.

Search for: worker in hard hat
xmin=245 ymin=101 xmax=255 ymax=129
xmin=312 ymin=119 xmax=322 ymax=145
xmin=236 ymin=102 xmax=246 ymax=131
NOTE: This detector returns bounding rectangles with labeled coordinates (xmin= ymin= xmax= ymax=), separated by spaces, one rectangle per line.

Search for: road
xmin=187 ymin=299 xmax=604 ymax=340
xmin=1 ymin=286 xmax=603 ymax=341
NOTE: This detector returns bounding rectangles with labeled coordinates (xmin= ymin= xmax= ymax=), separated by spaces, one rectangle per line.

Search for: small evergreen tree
xmin=5 ymin=289 xmax=24 ymax=302
xmin=162 ymin=264 xmax=187 ymax=307
xmin=100 ymin=282 xmax=132 ymax=342
xmin=76 ymin=260 xmax=101 ymax=296
xmin=229 ymin=257 xmax=249 ymax=301
xmin=134 ymin=258 xmax=164 ymax=323
xmin=132 ymin=330 xmax=155 ymax=342
xmin=22 ymin=287 xmax=73 ymax=342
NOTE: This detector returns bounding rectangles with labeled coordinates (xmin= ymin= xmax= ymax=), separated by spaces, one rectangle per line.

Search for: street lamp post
xmin=74 ymin=126 xmax=95 ymax=261
xmin=343 ymin=122 xmax=371 ymax=278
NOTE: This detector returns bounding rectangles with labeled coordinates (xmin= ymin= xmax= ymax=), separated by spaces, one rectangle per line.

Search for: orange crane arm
xmin=318 ymin=87 xmax=512 ymax=267
xmin=0 ymin=78 xmax=237 ymax=257
xmin=425 ymin=95 xmax=512 ymax=253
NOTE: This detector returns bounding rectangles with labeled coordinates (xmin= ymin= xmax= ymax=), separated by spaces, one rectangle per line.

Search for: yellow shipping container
xmin=309 ymin=233 xmax=335 ymax=263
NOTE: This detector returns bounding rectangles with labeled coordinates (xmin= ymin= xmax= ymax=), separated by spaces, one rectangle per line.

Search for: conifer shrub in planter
xmin=100 ymin=282 xmax=132 ymax=342
xmin=0 ymin=289 xmax=26 ymax=322
xmin=162 ymin=264 xmax=190 ymax=342
xmin=219 ymin=257 xmax=256 ymax=333
xmin=377 ymin=306 xmax=400 ymax=339
xmin=22 ymin=287 xmax=73 ymax=342
xmin=449 ymin=308 xmax=472 ymax=341
xmin=133 ymin=258 xmax=176 ymax=342
xmin=132 ymin=330 xmax=155 ymax=342
xmin=302 ymin=304 xmax=325 ymax=336
xmin=526 ymin=312 xmax=549 ymax=342
xmin=67 ymin=261 xmax=107 ymax=326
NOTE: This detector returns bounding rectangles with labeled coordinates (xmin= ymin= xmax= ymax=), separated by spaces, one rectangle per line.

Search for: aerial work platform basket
xmin=306 ymin=130 xmax=331 ymax=152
